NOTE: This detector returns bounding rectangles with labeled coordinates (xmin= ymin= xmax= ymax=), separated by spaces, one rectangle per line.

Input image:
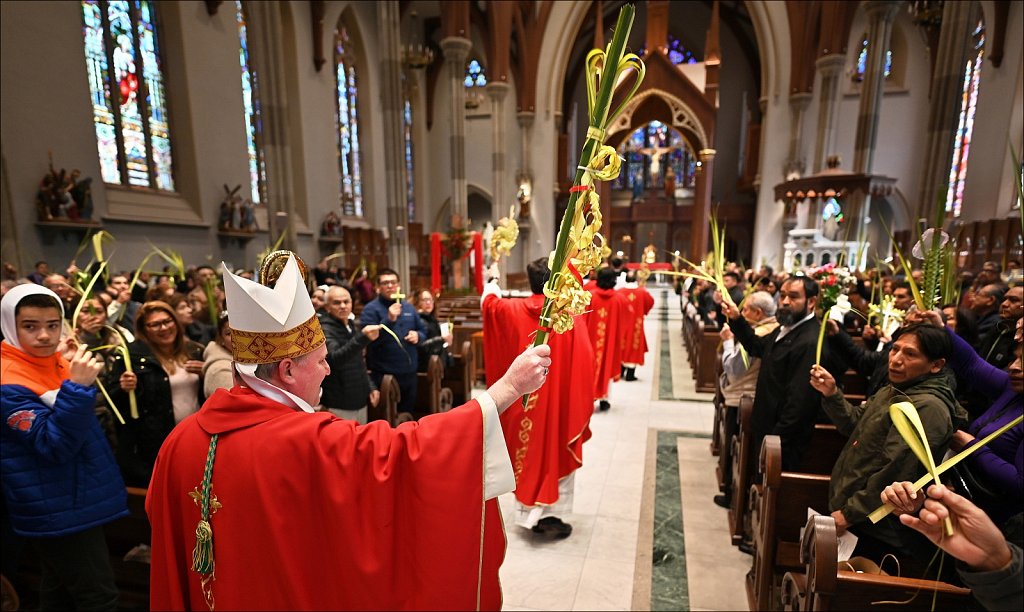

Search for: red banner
xmin=431 ymin=232 xmax=442 ymax=294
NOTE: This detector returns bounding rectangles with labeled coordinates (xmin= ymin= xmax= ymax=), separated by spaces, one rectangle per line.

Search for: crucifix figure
xmin=637 ymin=146 xmax=673 ymax=184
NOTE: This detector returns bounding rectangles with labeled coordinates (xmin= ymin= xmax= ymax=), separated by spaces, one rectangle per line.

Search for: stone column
xmin=487 ymin=82 xmax=511 ymax=216
xmin=516 ymin=111 xmax=534 ymax=272
xmin=246 ymin=1 xmax=297 ymax=251
xmin=377 ymin=2 xmax=409 ymax=282
xmin=691 ymin=149 xmax=716 ymax=263
xmin=850 ymin=0 xmax=901 ymax=255
xmin=915 ymin=1 xmax=975 ymax=221
xmin=852 ymin=0 xmax=902 ymax=174
xmin=811 ymin=54 xmax=847 ymax=174
xmin=440 ymin=36 xmax=472 ymax=224
xmin=783 ymin=92 xmax=813 ymax=178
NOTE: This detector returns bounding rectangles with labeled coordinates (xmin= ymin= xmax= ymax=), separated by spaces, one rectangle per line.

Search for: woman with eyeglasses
xmin=105 ymin=301 xmax=205 ymax=486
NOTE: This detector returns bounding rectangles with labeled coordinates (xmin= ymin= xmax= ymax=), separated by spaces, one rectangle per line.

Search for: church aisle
xmin=495 ymin=289 xmax=750 ymax=611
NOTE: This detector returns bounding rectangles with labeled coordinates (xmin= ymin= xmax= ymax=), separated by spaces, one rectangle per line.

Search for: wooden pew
xmin=746 ymin=436 xmax=831 ymax=611
xmin=442 ymin=340 xmax=474 ymax=406
xmin=369 ymin=374 xmax=400 ymax=425
xmin=715 ymin=393 xmax=749 ymax=494
xmin=416 ymin=354 xmax=453 ymax=416
xmin=727 ymin=395 xmax=755 ymax=546
xmin=103 ymin=486 xmax=151 ymax=610
xmin=694 ymin=328 xmax=720 ymax=393
xmin=780 ymin=515 xmax=972 ymax=611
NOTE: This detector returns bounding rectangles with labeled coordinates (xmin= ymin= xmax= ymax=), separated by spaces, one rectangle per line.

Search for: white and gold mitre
xmin=221 ymin=254 xmax=325 ymax=364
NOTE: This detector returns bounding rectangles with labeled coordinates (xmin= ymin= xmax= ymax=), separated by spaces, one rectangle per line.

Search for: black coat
xmin=319 ymin=313 xmax=375 ymax=411
xmin=105 ymin=339 xmax=204 ymax=486
xmin=730 ymin=314 xmax=842 ymax=471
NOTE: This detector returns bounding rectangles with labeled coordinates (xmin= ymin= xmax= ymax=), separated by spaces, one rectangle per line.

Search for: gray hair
xmin=252 ymin=350 xmax=318 ymax=383
xmin=744 ymin=291 xmax=776 ymax=316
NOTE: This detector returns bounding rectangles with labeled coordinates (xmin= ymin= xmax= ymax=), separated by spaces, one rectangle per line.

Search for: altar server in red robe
xmin=482 ymin=257 xmax=595 ymax=538
xmin=585 ymin=267 xmax=633 ymax=411
xmin=619 ymin=274 xmax=655 ymax=381
xmin=147 ymin=254 xmax=551 ymax=611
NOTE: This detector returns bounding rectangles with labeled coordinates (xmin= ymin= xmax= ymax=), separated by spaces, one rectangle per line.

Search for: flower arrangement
xmin=807 ymin=263 xmax=857 ymax=365
xmin=445 ymin=226 xmax=472 ymax=261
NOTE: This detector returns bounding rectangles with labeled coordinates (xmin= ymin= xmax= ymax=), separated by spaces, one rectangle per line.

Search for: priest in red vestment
xmin=619 ymin=276 xmax=655 ymax=381
xmin=147 ymin=254 xmax=552 ymax=611
xmin=482 ymin=258 xmax=595 ymax=538
xmin=585 ymin=267 xmax=633 ymax=411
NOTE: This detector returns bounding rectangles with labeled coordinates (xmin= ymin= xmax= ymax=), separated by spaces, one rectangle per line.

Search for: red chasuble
xmin=619 ymin=286 xmax=655 ymax=365
xmin=147 ymin=387 xmax=506 ymax=611
xmin=481 ymin=293 xmax=594 ymax=507
xmin=584 ymin=287 xmax=633 ymax=399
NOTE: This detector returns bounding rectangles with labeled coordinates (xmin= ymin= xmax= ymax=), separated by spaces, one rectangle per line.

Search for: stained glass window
xmin=335 ymin=25 xmax=362 ymax=217
xmin=403 ymin=97 xmax=415 ymax=222
xmin=854 ymin=35 xmax=893 ymax=82
xmin=465 ymin=59 xmax=487 ymax=88
xmin=236 ymin=1 xmax=264 ymax=205
xmin=945 ymin=20 xmax=985 ymax=217
xmin=614 ymin=120 xmax=697 ymax=195
xmin=81 ymin=0 xmax=174 ymax=190
xmin=667 ymin=35 xmax=697 ymax=65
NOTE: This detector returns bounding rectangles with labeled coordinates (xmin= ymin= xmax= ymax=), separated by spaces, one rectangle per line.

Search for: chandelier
xmin=908 ymin=1 xmax=943 ymax=27
xmin=401 ymin=11 xmax=434 ymax=70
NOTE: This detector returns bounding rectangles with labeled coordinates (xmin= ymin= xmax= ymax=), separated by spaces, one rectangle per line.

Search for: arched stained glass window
xmin=946 ymin=20 xmax=985 ymax=218
xmin=854 ymin=35 xmax=893 ymax=82
xmin=236 ymin=1 xmax=264 ymax=205
xmin=403 ymin=96 xmax=415 ymax=222
xmin=335 ymin=24 xmax=362 ymax=217
xmin=667 ymin=35 xmax=697 ymax=65
xmin=81 ymin=0 xmax=174 ymax=190
xmin=465 ymin=59 xmax=487 ymax=88
xmin=614 ymin=120 xmax=697 ymax=195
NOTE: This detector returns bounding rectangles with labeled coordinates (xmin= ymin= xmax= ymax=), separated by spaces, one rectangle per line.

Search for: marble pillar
xmin=246 ymin=1 xmax=297 ymax=251
xmin=516 ymin=111 xmax=534 ymax=272
xmin=691 ymin=149 xmax=716 ymax=263
xmin=377 ymin=2 xmax=409 ymax=282
xmin=915 ymin=0 xmax=975 ymax=222
xmin=811 ymin=54 xmax=847 ymax=174
xmin=853 ymin=0 xmax=902 ymax=174
xmin=783 ymin=92 xmax=813 ymax=178
xmin=440 ymin=36 xmax=472 ymax=225
xmin=487 ymin=82 xmax=511 ymax=217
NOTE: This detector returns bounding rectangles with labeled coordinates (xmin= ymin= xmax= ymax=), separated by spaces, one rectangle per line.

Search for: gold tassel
xmin=191 ymin=519 xmax=214 ymax=575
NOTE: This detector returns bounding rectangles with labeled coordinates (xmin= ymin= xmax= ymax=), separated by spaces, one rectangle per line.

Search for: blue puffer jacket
xmin=1 ymin=380 xmax=129 ymax=537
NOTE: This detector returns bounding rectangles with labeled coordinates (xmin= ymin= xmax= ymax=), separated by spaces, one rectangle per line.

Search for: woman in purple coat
xmin=943 ymin=316 xmax=1023 ymax=527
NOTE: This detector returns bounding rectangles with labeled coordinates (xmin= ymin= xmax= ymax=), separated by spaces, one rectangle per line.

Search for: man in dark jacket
xmin=319 ymin=286 xmax=379 ymax=424
xmin=359 ymin=268 xmax=427 ymax=418
xmin=978 ymin=285 xmax=1022 ymax=369
xmin=723 ymin=276 xmax=837 ymax=472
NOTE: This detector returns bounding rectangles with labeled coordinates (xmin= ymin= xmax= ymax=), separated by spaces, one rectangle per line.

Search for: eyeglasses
xmin=144 ymin=318 xmax=176 ymax=331
xmin=378 ymin=279 xmax=399 ymax=286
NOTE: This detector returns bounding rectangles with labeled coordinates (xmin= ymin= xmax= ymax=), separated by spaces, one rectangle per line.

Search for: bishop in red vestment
xmin=148 ymin=256 xmax=552 ymax=611
xmin=585 ymin=268 xmax=633 ymax=409
xmin=481 ymin=258 xmax=595 ymax=536
xmin=619 ymin=281 xmax=655 ymax=380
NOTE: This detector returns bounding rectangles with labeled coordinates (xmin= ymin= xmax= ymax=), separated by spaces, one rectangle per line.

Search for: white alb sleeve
xmin=477 ymin=391 xmax=515 ymax=500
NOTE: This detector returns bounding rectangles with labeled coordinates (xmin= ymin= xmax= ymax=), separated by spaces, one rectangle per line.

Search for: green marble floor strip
xmin=658 ymin=292 xmax=676 ymax=400
xmin=651 ymin=430 xmax=689 ymax=611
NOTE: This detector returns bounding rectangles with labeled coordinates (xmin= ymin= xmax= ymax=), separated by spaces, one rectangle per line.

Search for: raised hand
xmin=362 ymin=324 xmax=381 ymax=341
xmin=489 ymin=344 xmax=553 ymax=412
xmin=809 ymin=364 xmax=837 ymax=397
xmin=68 ymin=344 xmax=103 ymax=387
xmin=899 ymin=484 xmax=1013 ymax=572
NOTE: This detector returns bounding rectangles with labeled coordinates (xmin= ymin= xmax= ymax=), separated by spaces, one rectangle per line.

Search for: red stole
xmin=481 ymin=294 xmax=594 ymax=507
xmin=147 ymin=387 xmax=505 ymax=611
xmin=583 ymin=288 xmax=633 ymax=399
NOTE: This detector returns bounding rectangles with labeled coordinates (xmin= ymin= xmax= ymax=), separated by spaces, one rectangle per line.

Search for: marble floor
xmin=493 ymin=288 xmax=751 ymax=611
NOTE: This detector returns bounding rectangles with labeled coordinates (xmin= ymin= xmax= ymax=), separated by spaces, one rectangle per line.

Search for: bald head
xmin=324 ymin=285 xmax=354 ymax=322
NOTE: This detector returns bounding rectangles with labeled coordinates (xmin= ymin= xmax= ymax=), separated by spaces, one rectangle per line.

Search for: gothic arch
xmin=606 ymin=89 xmax=709 ymax=153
